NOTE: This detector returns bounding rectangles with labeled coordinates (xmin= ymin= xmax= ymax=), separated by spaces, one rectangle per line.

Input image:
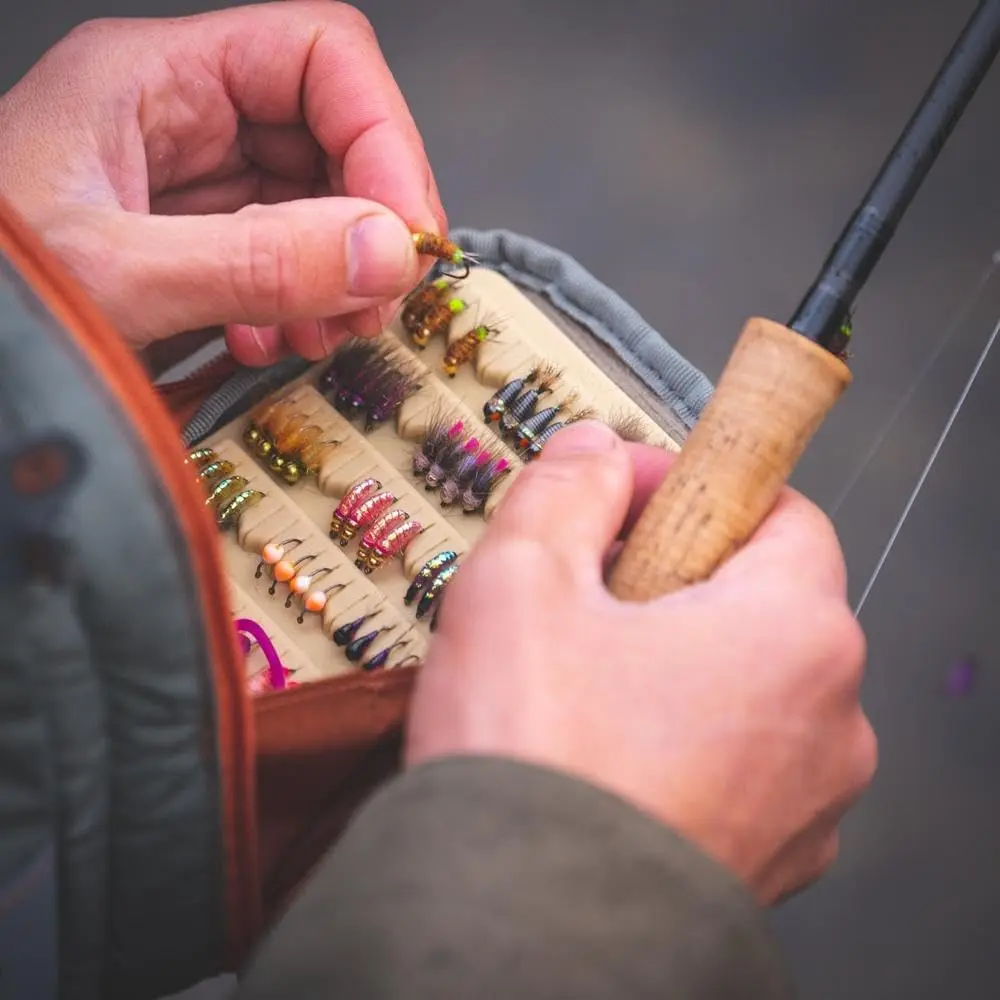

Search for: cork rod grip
xmin=607 ymin=317 xmax=852 ymax=601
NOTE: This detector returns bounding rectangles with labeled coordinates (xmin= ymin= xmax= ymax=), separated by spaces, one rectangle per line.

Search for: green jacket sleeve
xmin=234 ymin=756 xmax=796 ymax=999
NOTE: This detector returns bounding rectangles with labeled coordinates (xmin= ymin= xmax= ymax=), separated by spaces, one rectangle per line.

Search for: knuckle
xmin=327 ymin=3 xmax=377 ymax=39
xmin=230 ymin=207 xmax=297 ymax=319
xmin=35 ymin=213 xmax=158 ymax=344
xmin=827 ymin=602 xmax=868 ymax=684
xmin=804 ymin=599 xmax=866 ymax=687
xmin=834 ymin=608 xmax=868 ymax=685
xmin=781 ymin=491 xmax=848 ymax=587
xmin=784 ymin=484 xmax=833 ymax=528
xmin=852 ymin=715 xmax=879 ymax=789
xmin=815 ymin=832 xmax=840 ymax=875
xmin=782 ymin=833 xmax=840 ymax=901
xmin=61 ymin=17 xmax=116 ymax=44
xmin=42 ymin=214 xmax=118 ymax=297
xmin=57 ymin=18 xmax=134 ymax=62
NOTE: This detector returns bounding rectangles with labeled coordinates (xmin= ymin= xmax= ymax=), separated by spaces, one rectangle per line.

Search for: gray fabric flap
xmin=446 ymin=227 xmax=714 ymax=432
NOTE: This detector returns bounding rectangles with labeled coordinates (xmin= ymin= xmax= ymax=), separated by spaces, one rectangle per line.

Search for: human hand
xmin=0 ymin=1 xmax=445 ymax=365
xmin=406 ymin=421 xmax=877 ymax=905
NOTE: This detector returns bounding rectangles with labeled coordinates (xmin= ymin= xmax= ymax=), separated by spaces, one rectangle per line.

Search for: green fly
xmin=831 ymin=310 xmax=853 ymax=362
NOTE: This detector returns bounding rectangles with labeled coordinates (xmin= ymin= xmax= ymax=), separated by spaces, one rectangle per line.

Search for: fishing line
xmin=854 ymin=312 xmax=1000 ymax=616
xmin=829 ymin=254 xmax=1000 ymax=520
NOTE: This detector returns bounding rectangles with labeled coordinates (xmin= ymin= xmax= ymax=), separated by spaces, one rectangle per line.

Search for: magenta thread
xmin=234 ymin=617 xmax=288 ymax=691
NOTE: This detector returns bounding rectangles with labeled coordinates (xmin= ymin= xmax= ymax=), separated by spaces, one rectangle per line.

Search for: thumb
xmin=484 ymin=421 xmax=633 ymax=583
xmin=52 ymin=199 xmax=421 ymax=345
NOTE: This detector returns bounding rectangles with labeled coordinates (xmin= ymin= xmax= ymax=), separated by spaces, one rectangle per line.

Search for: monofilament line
xmin=829 ymin=255 xmax=999 ymax=519
xmin=855 ymin=313 xmax=1000 ymax=616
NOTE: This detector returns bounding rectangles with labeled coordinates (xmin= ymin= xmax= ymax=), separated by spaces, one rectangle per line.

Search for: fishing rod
xmin=608 ymin=0 xmax=1000 ymax=601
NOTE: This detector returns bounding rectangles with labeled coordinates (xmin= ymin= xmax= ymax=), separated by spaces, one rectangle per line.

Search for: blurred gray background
xmin=4 ymin=1 xmax=1000 ymax=997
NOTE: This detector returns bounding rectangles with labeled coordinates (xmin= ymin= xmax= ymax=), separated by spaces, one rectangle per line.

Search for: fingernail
xmin=347 ymin=214 xmax=414 ymax=297
xmin=552 ymin=421 xmax=619 ymax=455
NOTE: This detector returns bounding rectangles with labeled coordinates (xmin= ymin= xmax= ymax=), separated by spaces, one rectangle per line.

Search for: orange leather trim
xmin=0 ymin=196 xmax=262 ymax=967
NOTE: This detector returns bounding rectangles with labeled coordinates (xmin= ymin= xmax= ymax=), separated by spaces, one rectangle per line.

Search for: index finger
xmin=182 ymin=1 xmax=445 ymax=233
xmin=712 ymin=487 xmax=848 ymax=598
xmin=615 ymin=440 xmax=846 ymax=598
xmin=619 ymin=442 xmax=675 ymax=537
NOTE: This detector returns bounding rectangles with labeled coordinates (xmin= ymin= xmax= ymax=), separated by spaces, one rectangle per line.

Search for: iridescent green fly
xmin=830 ymin=309 xmax=853 ymax=362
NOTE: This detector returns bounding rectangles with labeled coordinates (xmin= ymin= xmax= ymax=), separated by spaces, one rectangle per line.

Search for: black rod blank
xmin=789 ymin=0 xmax=1000 ymax=350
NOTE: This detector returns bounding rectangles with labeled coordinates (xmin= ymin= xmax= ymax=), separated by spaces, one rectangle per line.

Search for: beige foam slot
xmin=209 ymin=440 xmax=424 ymax=675
xmin=390 ymin=342 xmax=519 ymax=458
xmin=200 ymin=265 xmax=685 ymax=687
xmin=386 ymin=344 xmax=521 ymax=524
xmin=255 ymin=382 xmax=375 ymax=477
xmin=207 ymin=422 xmax=450 ymax=648
xmin=387 ymin=267 xmax=676 ymax=451
xmin=269 ymin=386 xmax=475 ymax=576
xmin=228 ymin=580 xmax=311 ymax=678
xmin=321 ymin=598 xmax=424 ymax=670
xmin=395 ymin=385 xmax=461 ymax=443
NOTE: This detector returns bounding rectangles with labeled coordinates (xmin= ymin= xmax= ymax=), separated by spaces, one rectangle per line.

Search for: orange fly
xmin=442 ymin=323 xmax=499 ymax=378
xmin=242 ymin=395 xmax=341 ymax=485
xmin=411 ymin=231 xmax=481 ymax=279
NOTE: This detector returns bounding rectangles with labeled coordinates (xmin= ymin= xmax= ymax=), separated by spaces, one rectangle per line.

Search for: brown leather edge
xmin=252 ymin=663 xmax=418 ymax=723
xmin=157 ymin=352 xmax=237 ymax=400
xmin=0 ymin=197 xmax=262 ymax=967
xmin=252 ymin=666 xmax=418 ymax=917
xmin=158 ymin=353 xmax=239 ymax=427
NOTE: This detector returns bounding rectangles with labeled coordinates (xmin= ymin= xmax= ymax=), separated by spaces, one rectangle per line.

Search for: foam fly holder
xmin=0 ymin=202 xmax=712 ymax=1000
